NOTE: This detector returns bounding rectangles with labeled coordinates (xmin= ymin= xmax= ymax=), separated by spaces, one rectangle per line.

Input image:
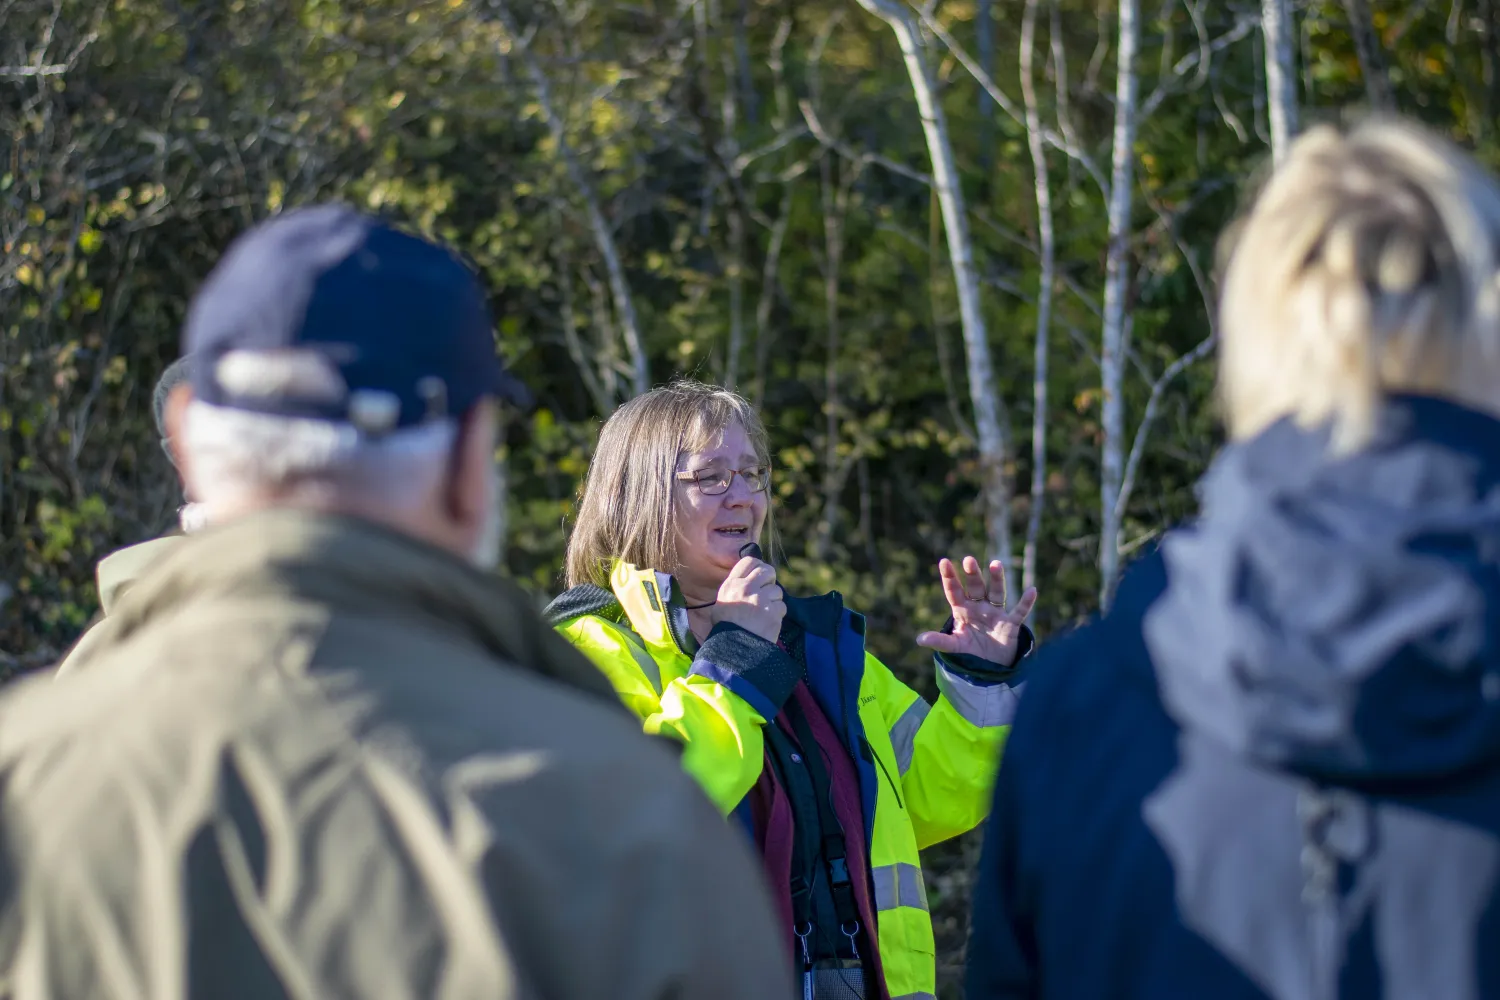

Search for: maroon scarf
xmin=747 ymin=682 xmax=889 ymax=999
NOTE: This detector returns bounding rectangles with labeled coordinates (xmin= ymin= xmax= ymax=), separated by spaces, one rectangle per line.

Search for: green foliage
xmin=3 ymin=0 xmax=1494 ymax=990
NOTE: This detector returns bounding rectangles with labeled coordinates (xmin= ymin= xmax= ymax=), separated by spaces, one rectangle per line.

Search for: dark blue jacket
xmin=967 ymin=396 xmax=1500 ymax=1000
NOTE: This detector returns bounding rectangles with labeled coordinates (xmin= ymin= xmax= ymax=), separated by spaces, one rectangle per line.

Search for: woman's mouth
xmin=713 ymin=526 xmax=749 ymax=537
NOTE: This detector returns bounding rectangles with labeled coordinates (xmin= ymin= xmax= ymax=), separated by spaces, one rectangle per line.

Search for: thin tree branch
xmin=800 ymin=99 xmax=933 ymax=186
xmin=1116 ymin=186 xmax=1222 ymax=523
xmin=493 ymin=0 xmax=650 ymax=396
xmin=912 ymin=0 xmax=1111 ymax=198
xmin=1140 ymin=11 xmax=1258 ymax=120
xmin=1021 ymin=0 xmax=1055 ymax=602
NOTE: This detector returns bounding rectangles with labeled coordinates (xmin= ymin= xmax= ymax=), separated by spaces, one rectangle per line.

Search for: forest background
xmin=1 ymin=0 xmax=1488 ymax=990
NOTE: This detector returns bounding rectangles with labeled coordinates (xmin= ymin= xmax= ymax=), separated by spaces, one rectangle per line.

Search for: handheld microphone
xmin=739 ymin=542 xmax=763 ymax=561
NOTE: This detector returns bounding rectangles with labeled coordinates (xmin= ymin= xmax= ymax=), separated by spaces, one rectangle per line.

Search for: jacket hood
xmin=95 ymin=535 xmax=184 ymax=614
xmin=543 ymin=582 xmax=620 ymax=627
xmin=1145 ymin=396 xmax=1500 ymax=784
xmin=89 ymin=509 xmax=628 ymax=712
xmin=546 ymin=563 xmax=700 ymax=659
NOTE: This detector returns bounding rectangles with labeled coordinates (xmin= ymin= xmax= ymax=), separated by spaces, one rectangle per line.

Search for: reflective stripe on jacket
xmin=550 ymin=561 xmax=1024 ymax=1000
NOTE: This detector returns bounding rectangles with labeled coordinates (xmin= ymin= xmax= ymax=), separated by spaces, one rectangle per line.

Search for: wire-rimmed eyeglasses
xmin=675 ymin=465 xmax=772 ymax=496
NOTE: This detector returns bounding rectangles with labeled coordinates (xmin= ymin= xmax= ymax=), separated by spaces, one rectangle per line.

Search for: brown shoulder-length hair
xmin=564 ymin=380 xmax=777 ymax=588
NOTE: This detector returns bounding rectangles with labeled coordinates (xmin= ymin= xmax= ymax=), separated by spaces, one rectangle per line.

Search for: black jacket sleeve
xmin=935 ymin=616 xmax=1036 ymax=685
xmin=965 ymin=682 xmax=1043 ymax=999
xmin=688 ymin=622 xmax=802 ymax=720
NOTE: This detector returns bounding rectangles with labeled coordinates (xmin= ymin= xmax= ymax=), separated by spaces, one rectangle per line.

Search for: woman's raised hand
xmin=915 ymin=556 xmax=1038 ymax=667
xmin=709 ymin=556 xmax=786 ymax=644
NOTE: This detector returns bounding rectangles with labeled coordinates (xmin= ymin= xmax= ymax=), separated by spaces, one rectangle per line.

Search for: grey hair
xmin=180 ymin=400 xmax=458 ymax=511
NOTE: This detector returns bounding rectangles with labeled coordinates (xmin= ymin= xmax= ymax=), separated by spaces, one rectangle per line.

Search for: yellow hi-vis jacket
xmin=545 ymin=562 xmax=1029 ymax=1000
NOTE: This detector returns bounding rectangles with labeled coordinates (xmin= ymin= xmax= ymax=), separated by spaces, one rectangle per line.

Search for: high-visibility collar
xmin=609 ymin=561 xmax=696 ymax=657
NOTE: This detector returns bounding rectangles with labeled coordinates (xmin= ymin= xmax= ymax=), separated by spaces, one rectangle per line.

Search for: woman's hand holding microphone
xmin=708 ymin=543 xmax=786 ymax=644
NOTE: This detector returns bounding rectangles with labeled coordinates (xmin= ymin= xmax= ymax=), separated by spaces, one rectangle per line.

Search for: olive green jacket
xmin=0 ymin=510 xmax=792 ymax=1000
xmin=53 ymin=532 xmax=184 ymax=677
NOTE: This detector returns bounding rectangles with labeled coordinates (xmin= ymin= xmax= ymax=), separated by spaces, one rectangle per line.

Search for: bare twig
xmin=930 ymin=190 xmax=976 ymax=445
xmin=1116 ymin=187 xmax=1222 ymax=524
xmin=856 ymin=0 xmax=1015 ymax=572
xmin=912 ymin=0 xmax=1110 ymax=198
xmin=752 ymin=186 xmax=792 ymax=408
xmin=731 ymin=126 xmax=808 ymax=173
xmin=1140 ymin=11 xmax=1258 ymax=120
xmin=0 ymin=64 xmax=65 ymax=77
xmin=553 ymin=221 xmax=612 ymax=416
xmin=1343 ymin=0 xmax=1395 ymax=110
xmin=800 ymin=100 xmax=933 ymax=186
xmin=493 ymin=0 xmax=649 ymax=396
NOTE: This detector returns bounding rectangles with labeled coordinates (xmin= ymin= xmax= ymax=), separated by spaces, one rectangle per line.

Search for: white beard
xmin=179 ymin=502 xmax=211 ymax=534
xmin=468 ymin=462 xmax=504 ymax=571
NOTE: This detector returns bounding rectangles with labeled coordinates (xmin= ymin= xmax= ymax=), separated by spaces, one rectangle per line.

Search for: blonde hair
xmin=1218 ymin=118 xmax=1500 ymax=452
xmin=565 ymin=381 xmax=776 ymax=588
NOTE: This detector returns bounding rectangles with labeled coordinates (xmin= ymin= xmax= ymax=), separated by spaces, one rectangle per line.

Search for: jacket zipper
xmin=1308 ymin=888 xmax=1339 ymax=1000
xmin=663 ymin=586 xmax=693 ymax=658
xmin=865 ymin=735 xmax=904 ymax=811
xmin=1298 ymin=787 xmax=1346 ymax=1000
xmin=828 ymin=592 xmax=861 ymax=772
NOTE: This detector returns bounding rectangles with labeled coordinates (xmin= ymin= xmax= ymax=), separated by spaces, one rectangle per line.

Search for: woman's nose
xmin=722 ymin=476 xmax=754 ymax=506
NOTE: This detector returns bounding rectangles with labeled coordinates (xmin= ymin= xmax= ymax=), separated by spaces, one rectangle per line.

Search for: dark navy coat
xmin=967 ymin=396 xmax=1500 ymax=1000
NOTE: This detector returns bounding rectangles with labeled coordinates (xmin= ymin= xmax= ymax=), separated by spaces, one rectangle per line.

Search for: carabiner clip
xmin=795 ymin=922 xmax=813 ymax=967
xmin=841 ymin=920 xmax=861 ymax=961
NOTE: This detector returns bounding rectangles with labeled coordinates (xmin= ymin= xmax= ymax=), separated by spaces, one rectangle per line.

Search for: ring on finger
xmin=987 ymin=579 xmax=1008 ymax=609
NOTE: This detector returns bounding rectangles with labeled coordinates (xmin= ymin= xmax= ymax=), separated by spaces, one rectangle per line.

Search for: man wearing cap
xmin=0 ymin=206 xmax=793 ymax=999
xmin=52 ymin=355 xmax=200 ymax=677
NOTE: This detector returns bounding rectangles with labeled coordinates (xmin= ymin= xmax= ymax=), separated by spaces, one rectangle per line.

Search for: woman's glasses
xmin=675 ymin=465 xmax=772 ymax=496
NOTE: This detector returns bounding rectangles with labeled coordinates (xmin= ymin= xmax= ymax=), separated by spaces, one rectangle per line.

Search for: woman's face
xmin=673 ymin=421 xmax=769 ymax=592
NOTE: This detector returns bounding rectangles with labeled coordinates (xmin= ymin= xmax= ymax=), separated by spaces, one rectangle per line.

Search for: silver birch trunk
xmin=725 ymin=206 xmax=747 ymax=388
xmin=497 ymin=6 xmax=650 ymax=396
xmin=556 ymin=247 xmax=612 ymax=416
xmin=853 ymin=0 xmax=1013 ymax=572
xmin=1100 ymin=0 xmax=1139 ymax=607
xmin=977 ymin=0 xmax=995 ymax=165
xmin=752 ymin=188 xmax=791 ymax=408
xmin=1343 ymin=0 xmax=1393 ymax=111
xmin=1021 ymin=0 xmax=1054 ymax=603
xmin=718 ymin=6 xmax=748 ymax=390
xmin=814 ymin=151 xmax=852 ymax=561
xmin=1262 ymin=0 xmax=1299 ymax=163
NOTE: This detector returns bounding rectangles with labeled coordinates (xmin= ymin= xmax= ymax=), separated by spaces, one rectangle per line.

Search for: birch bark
xmin=1099 ymin=0 xmax=1139 ymax=606
xmin=1262 ymin=0 xmax=1299 ymax=163
xmin=852 ymin=0 xmax=1014 ymax=572
xmin=1020 ymin=0 xmax=1054 ymax=602
xmin=496 ymin=5 xmax=650 ymax=396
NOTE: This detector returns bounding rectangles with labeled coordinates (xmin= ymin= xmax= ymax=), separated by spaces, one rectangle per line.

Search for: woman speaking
xmin=546 ymin=381 xmax=1035 ymax=1000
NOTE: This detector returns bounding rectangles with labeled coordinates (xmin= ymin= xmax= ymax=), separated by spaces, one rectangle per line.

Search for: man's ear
xmin=164 ymin=385 xmax=196 ymax=498
xmin=447 ymin=399 xmax=499 ymax=530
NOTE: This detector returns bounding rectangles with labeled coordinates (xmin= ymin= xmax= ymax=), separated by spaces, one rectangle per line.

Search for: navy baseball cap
xmin=182 ymin=204 xmax=530 ymax=433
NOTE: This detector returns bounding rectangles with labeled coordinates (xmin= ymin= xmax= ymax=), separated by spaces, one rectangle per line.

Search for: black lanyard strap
xmin=785 ymin=699 xmax=861 ymax=937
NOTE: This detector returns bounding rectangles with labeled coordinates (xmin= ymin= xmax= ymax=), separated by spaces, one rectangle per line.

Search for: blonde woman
xmin=967 ymin=118 xmax=1500 ymax=1000
xmin=546 ymin=381 xmax=1037 ymax=1000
